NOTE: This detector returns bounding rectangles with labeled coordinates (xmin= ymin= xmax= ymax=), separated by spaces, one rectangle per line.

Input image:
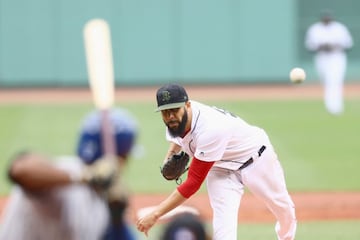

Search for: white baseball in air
xmin=289 ymin=67 xmax=306 ymax=84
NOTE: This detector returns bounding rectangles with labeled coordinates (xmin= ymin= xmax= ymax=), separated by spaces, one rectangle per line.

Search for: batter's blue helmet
xmin=77 ymin=108 xmax=138 ymax=164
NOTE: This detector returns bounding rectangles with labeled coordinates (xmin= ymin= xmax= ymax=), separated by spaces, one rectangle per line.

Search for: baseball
xmin=289 ymin=67 xmax=306 ymax=83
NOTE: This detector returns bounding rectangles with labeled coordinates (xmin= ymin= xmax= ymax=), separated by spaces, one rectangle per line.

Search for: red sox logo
xmin=161 ymin=91 xmax=171 ymax=103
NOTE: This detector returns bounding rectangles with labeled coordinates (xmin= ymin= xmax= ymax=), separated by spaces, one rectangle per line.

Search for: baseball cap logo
xmin=161 ymin=91 xmax=171 ymax=103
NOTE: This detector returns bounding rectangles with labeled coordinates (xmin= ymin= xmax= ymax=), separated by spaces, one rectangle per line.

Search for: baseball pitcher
xmin=137 ymin=84 xmax=296 ymax=240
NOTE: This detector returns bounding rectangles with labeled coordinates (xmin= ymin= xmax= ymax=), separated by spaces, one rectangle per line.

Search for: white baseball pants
xmin=315 ymin=52 xmax=347 ymax=115
xmin=206 ymin=144 xmax=296 ymax=240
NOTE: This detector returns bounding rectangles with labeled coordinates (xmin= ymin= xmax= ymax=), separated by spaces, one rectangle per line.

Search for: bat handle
xmin=101 ymin=109 xmax=116 ymax=158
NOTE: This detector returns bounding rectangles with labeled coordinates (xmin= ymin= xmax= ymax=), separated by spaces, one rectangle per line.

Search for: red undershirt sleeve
xmin=177 ymin=157 xmax=215 ymax=198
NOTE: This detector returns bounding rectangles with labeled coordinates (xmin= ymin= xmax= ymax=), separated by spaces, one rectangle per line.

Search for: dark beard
xmin=167 ymin=109 xmax=188 ymax=138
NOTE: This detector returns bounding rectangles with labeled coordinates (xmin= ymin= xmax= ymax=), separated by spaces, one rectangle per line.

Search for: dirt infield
xmin=1 ymin=83 xmax=360 ymax=104
xmin=1 ymin=83 xmax=360 ymax=223
xmin=128 ymin=192 xmax=360 ymax=223
xmin=1 ymin=192 xmax=360 ymax=223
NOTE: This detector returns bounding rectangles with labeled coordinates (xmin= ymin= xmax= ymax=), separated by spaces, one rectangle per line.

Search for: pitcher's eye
xmin=162 ymin=108 xmax=180 ymax=116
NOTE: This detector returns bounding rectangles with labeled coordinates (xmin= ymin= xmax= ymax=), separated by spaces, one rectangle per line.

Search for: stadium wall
xmin=0 ymin=0 xmax=359 ymax=87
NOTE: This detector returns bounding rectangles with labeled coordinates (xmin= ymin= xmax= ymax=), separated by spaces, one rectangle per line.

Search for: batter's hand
xmin=136 ymin=212 xmax=159 ymax=237
xmin=82 ymin=157 xmax=118 ymax=189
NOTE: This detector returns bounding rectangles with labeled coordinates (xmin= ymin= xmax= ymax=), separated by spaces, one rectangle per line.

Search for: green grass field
xmin=1 ymin=98 xmax=360 ymax=239
xmin=133 ymin=220 xmax=360 ymax=240
xmin=1 ymin=99 xmax=359 ymax=194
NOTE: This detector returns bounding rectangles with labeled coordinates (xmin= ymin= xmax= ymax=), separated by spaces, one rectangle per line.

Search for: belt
xmin=238 ymin=145 xmax=266 ymax=170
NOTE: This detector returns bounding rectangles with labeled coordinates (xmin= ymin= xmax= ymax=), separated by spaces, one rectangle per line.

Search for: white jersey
xmin=0 ymin=156 xmax=109 ymax=240
xmin=305 ymin=21 xmax=353 ymax=53
xmin=166 ymin=100 xmax=269 ymax=170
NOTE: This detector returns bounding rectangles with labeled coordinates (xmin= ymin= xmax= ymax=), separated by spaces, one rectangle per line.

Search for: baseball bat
xmin=83 ymin=18 xmax=116 ymax=158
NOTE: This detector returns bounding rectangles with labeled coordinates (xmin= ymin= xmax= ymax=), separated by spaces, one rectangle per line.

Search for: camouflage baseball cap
xmin=156 ymin=84 xmax=189 ymax=112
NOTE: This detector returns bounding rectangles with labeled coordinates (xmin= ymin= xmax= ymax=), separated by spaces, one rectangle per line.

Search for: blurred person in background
xmin=161 ymin=213 xmax=211 ymax=240
xmin=0 ymin=108 xmax=138 ymax=240
xmin=305 ymin=9 xmax=353 ymax=115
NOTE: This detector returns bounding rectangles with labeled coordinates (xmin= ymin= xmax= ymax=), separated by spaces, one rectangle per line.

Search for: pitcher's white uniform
xmin=305 ymin=19 xmax=353 ymax=115
xmin=166 ymin=101 xmax=296 ymax=240
xmin=0 ymin=157 xmax=109 ymax=240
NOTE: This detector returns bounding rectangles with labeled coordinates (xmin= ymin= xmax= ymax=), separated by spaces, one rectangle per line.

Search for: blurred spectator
xmin=305 ymin=9 xmax=353 ymax=115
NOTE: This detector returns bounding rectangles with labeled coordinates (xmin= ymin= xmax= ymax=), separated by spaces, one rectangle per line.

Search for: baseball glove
xmin=161 ymin=151 xmax=190 ymax=183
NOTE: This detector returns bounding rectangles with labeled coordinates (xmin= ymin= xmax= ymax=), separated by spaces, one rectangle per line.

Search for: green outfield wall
xmin=0 ymin=0 xmax=359 ymax=87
